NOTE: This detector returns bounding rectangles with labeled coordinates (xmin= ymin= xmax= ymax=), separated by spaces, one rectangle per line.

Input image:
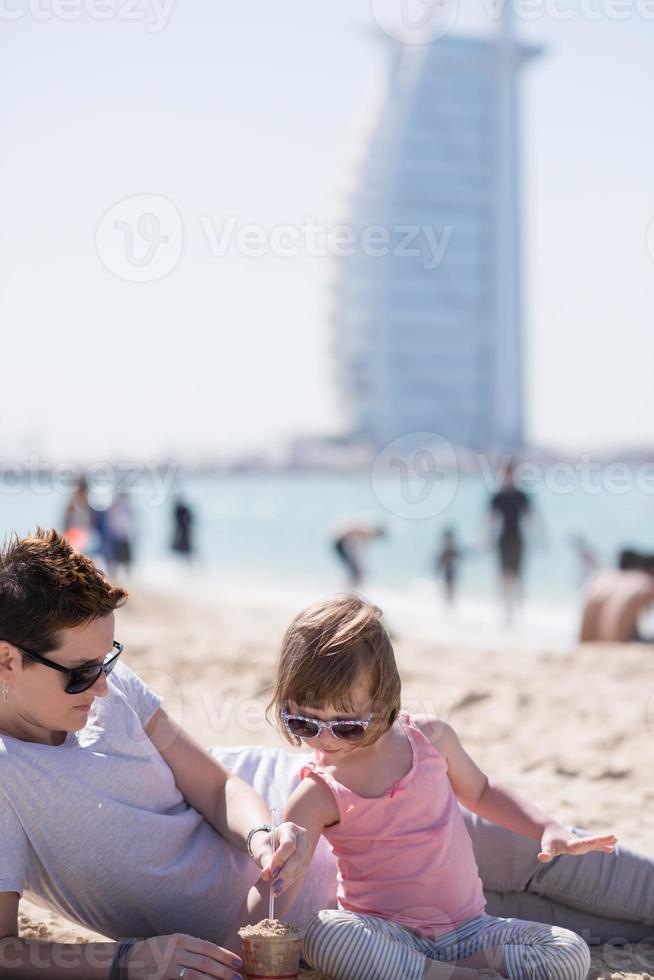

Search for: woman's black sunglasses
xmin=1 ymin=640 xmax=124 ymax=694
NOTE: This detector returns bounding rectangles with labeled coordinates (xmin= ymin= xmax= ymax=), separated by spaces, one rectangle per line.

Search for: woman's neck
xmin=0 ymin=707 xmax=67 ymax=746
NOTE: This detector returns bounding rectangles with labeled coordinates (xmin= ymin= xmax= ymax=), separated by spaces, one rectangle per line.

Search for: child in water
xmin=247 ymin=594 xmax=616 ymax=980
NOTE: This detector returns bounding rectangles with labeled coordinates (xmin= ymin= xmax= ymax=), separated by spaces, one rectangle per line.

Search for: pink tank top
xmin=300 ymin=712 xmax=486 ymax=938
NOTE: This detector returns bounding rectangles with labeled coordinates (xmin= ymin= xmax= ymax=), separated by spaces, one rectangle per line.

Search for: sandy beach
xmin=17 ymin=586 xmax=654 ymax=979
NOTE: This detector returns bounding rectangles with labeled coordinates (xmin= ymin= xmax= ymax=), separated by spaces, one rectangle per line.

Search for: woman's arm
xmin=0 ymin=935 xmax=118 ymax=979
xmin=414 ymin=715 xmax=617 ymax=861
xmin=1 ymin=894 xmax=242 ymax=977
xmin=144 ymin=708 xmax=310 ymax=878
xmin=0 ymin=933 xmax=243 ymax=979
xmin=0 ymin=893 xmax=121 ymax=979
xmin=2 ymin=890 xmax=243 ymax=978
xmin=145 ymin=707 xmax=270 ymax=848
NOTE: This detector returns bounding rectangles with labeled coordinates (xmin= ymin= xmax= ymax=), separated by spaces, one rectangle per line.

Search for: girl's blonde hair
xmin=269 ymin=594 xmax=401 ymax=747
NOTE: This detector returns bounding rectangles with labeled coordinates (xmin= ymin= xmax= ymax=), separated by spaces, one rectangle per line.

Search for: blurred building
xmin=332 ymin=17 xmax=540 ymax=452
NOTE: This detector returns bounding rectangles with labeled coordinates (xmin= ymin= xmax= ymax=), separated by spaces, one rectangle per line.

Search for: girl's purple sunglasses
xmin=281 ymin=705 xmax=374 ymax=742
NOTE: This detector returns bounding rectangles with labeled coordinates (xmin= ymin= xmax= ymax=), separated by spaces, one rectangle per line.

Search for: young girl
xmin=247 ymin=594 xmax=617 ymax=980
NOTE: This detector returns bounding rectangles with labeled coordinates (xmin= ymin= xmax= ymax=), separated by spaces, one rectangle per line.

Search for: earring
xmin=2 ymin=685 xmax=7 ymax=705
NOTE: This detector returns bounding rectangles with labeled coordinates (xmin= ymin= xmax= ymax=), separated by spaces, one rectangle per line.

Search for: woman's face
xmin=0 ymin=613 xmax=115 ymax=740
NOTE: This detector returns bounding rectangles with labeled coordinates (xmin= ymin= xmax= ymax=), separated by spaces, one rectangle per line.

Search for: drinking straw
xmin=268 ymin=807 xmax=277 ymax=921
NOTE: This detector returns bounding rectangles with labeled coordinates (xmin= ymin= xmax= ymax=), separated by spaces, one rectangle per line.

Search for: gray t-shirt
xmin=0 ymin=661 xmax=336 ymax=943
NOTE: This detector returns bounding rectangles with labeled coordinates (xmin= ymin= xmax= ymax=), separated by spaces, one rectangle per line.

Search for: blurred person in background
xmin=107 ymin=492 xmax=135 ymax=579
xmin=330 ymin=517 xmax=386 ymax=590
xmin=89 ymin=490 xmax=114 ymax=571
xmin=617 ymin=548 xmax=649 ymax=572
xmin=62 ymin=477 xmax=94 ymax=553
xmin=487 ymin=462 xmax=533 ymax=627
xmin=63 ymin=478 xmax=115 ymax=569
xmin=580 ymin=548 xmax=654 ymax=642
xmin=435 ymin=526 xmax=463 ymax=608
xmin=171 ymin=495 xmax=195 ymax=566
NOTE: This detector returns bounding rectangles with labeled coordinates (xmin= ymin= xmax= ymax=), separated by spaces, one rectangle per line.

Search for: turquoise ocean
xmin=2 ymin=468 xmax=654 ymax=604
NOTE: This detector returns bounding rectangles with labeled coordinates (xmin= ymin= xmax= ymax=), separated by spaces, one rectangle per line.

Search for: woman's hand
xmin=538 ymin=823 xmax=618 ymax=862
xmin=251 ymin=821 xmax=313 ymax=894
xmin=127 ymin=933 xmax=244 ymax=979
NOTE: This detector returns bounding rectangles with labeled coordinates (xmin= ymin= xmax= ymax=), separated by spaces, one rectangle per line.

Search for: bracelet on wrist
xmin=110 ymin=938 xmax=138 ymax=980
xmin=246 ymin=823 xmax=272 ymax=859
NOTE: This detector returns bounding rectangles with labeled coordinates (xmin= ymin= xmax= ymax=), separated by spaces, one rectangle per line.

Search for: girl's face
xmin=290 ymin=671 xmax=377 ymax=760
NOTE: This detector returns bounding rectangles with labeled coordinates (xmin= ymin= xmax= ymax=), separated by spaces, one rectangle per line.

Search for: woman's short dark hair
xmin=0 ymin=527 xmax=127 ymax=666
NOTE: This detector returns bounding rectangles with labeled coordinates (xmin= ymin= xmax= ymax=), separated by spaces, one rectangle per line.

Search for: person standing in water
xmin=62 ymin=477 xmax=95 ymax=553
xmin=107 ymin=493 xmax=136 ymax=579
xmin=171 ymin=496 xmax=195 ymax=565
xmin=488 ymin=462 xmax=532 ymax=626
xmin=435 ymin=527 xmax=463 ymax=607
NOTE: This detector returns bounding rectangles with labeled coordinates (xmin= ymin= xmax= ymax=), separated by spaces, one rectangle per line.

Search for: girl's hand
xmin=250 ymin=821 xmax=310 ymax=880
xmin=538 ymin=823 xmax=618 ymax=862
xmin=254 ymin=821 xmax=313 ymax=895
xmin=127 ymin=933 xmax=243 ymax=979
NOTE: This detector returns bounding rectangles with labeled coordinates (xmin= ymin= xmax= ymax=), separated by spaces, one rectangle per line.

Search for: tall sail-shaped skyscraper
xmin=332 ymin=18 xmax=538 ymax=452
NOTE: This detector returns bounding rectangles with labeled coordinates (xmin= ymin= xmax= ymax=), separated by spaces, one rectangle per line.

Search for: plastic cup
xmin=238 ymin=926 xmax=305 ymax=980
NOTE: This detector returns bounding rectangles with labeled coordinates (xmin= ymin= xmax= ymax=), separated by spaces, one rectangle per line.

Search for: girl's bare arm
xmin=227 ymin=773 xmax=339 ymax=945
xmin=414 ymin=715 xmax=616 ymax=860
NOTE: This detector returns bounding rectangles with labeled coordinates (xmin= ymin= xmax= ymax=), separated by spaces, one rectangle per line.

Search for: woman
xmin=0 ymin=530 xmax=653 ymax=980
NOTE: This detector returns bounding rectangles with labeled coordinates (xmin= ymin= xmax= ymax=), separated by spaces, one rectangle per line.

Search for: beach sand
xmin=17 ymin=587 xmax=654 ymax=979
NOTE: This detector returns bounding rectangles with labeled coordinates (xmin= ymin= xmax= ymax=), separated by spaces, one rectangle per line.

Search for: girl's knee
xmin=506 ymin=927 xmax=591 ymax=980
xmin=305 ymin=909 xmax=345 ymax=945
xmin=304 ymin=910 xmax=363 ymax=969
xmin=304 ymin=910 xmax=424 ymax=980
xmin=540 ymin=927 xmax=591 ymax=980
xmin=305 ymin=909 xmax=359 ymax=936
xmin=558 ymin=928 xmax=591 ymax=980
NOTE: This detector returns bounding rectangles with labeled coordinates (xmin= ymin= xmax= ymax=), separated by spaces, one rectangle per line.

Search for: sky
xmin=1 ymin=0 xmax=653 ymax=461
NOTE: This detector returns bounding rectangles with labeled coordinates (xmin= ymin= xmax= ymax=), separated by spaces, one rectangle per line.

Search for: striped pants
xmin=303 ymin=910 xmax=591 ymax=980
